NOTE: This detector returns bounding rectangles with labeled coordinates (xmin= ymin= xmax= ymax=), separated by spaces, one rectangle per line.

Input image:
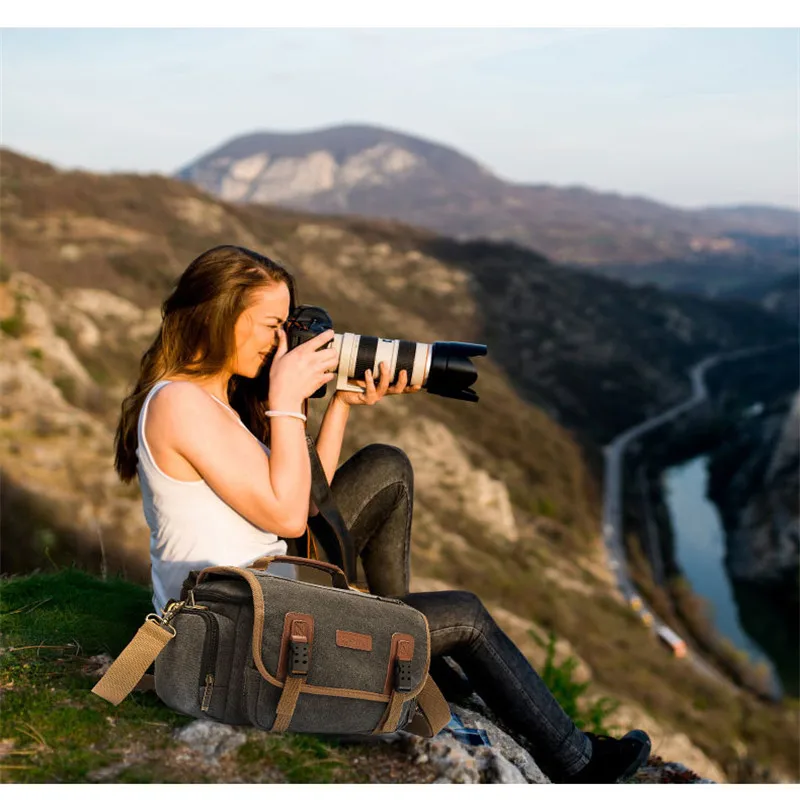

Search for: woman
xmin=114 ymin=245 xmax=651 ymax=784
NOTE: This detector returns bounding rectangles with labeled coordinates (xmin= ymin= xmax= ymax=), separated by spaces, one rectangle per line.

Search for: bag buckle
xmin=394 ymin=660 xmax=413 ymax=692
xmin=289 ymin=635 xmax=309 ymax=677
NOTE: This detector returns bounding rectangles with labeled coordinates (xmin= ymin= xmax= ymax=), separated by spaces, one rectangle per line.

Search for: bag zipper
xmin=192 ymin=588 xmax=250 ymax=605
xmin=195 ymin=583 xmax=406 ymax=605
xmin=182 ymin=608 xmax=219 ymax=712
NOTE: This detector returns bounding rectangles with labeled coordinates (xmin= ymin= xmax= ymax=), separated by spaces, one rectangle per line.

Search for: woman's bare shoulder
xmin=147 ymin=381 xmax=221 ymax=432
xmin=150 ymin=379 xmax=209 ymax=407
xmin=144 ymin=381 xmax=244 ymax=482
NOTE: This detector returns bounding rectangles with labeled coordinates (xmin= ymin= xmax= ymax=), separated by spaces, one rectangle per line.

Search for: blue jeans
xmin=308 ymin=443 xmax=592 ymax=779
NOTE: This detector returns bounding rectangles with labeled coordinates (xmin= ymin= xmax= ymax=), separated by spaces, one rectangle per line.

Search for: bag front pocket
xmin=242 ymin=666 xmax=395 ymax=734
xmin=182 ymin=608 xmax=236 ymax=721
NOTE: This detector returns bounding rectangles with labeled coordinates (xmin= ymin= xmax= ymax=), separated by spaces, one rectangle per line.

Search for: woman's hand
xmin=334 ymin=361 xmax=423 ymax=407
xmin=268 ymin=328 xmax=339 ymax=409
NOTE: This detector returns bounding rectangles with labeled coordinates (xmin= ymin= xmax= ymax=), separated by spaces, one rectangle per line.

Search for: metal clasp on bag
xmin=184 ymin=589 xmax=207 ymax=610
xmin=394 ymin=660 xmax=413 ymax=692
xmin=144 ymin=598 xmax=185 ymax=636
xmin=162 ymin=599 xmax=186 ymax=624
xmin=145 ymin=603 xmax=183 ymax=636
xmin=289 ymin=639 xmax=309 ymax=676
xmin=289 ymin=631 xmax=310 ymax=677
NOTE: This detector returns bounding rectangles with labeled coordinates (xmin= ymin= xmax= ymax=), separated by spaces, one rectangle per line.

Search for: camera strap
xmin=302 ymin=434 xmax=359 ymax=585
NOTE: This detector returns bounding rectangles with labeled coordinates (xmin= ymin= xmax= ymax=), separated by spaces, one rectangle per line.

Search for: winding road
xmin=601 ymin=342 xmax=794 ymax=685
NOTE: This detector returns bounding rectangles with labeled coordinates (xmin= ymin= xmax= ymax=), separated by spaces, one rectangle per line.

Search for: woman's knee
xmin=353 ymin=443 xmax=413 ymax=488
xmin=448 ymin=590 xmax=491 ymax=632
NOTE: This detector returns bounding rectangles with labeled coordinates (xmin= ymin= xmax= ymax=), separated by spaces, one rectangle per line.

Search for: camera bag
xmin=91 ymin=554 xmax=451 ymax=738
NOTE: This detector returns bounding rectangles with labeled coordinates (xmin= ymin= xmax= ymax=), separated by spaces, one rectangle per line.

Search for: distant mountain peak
xmin=176 ymin=123 xmax=494 ymax=197
xmin=175 ymin=124 xmax=798 ymax=265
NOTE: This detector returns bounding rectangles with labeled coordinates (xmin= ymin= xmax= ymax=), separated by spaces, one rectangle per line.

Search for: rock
xmin=399 ymin=734 xmax=480 ymax=783
xmin=709 ymin=392 xmax=799 ymax=593
xmin=168 ymin=197 xmax=225 ymax=233
xmin=397 ymin=718 xmax=547 ymax=784
xmin=392 ymin=418 xmax=519 ymax=542
xmin=65 ymin=287 xmax=144 ymax=324
xmin=81 ymin=653 xmax=113 ymax=677
xmin=633 ymin=757 xmax=716 ymax=784
xmin=172 ymin=720 xmax=247 ymax=763
xmin=473 ymin=746 xmax=529 ymax=783
xmin=447 ymin=702 xmax=551 ymax=784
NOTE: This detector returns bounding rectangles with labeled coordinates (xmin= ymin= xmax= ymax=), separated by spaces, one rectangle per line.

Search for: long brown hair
xmin=114 ymin=245 xmax=297 ymax=483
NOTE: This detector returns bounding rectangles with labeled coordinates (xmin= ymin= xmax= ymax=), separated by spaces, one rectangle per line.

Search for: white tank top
xmin=137 ymin=379 xmax=291 ymax=614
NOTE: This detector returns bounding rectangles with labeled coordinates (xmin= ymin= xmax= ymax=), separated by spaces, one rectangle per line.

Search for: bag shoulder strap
xmin=91 ymin=615 xmax=175 ymax=706
xmin=303 ymin=434 xmax=358 ymax=583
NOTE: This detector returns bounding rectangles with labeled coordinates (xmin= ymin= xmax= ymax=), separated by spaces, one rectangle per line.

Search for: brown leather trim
xmin=383 ymin=633 xmax=415 ymax=694
xmin=247 ymin=555 xmax=350 ymax=589
xmin=415 ymin=675 xmax=452 ymax=736
xmin=373 ymin=689 xmax=406 ymax=734
xmin=397 ymin=637 xmax=414 ymax=662
xmin=336 ymin=630 xmax=373 ymax=652
xmin=272 ymin=674 xmax=306 ymax=732
xmin=300 ymin=683 xmax=389 ymax=701
xmin=277 ymin=612 xmax=315 ymax=680
xmin=195 ymin=566 xmax=432 ymax=701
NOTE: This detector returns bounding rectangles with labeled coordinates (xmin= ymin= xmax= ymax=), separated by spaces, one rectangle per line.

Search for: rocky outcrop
xmin=164 ymin=709 xmax=716 ymax=784
xmin=708 ymin=393 xmax=800 ymax=600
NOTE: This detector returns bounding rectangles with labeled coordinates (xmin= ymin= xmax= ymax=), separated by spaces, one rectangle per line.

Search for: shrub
xmin=1 ymin=314 xmax=25 ymax=338
xmin=537 ymin=497 xmax=558 ymax=518
xmin=528 ymin=629 xmax=620 ymax=736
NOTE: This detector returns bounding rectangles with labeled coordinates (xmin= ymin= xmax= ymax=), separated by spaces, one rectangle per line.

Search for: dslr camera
xmin=285 ymin=305 xmax=487 ymax=402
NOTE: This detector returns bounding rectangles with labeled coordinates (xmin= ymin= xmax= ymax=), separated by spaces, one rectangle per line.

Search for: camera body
xmin=285 ymin=305 xmax=486 ymax=402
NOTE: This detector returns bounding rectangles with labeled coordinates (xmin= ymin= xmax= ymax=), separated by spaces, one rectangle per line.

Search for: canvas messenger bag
xmin=91 ymin=553 xmax=451 ymax=737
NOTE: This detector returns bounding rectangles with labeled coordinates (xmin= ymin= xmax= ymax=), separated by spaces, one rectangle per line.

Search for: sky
xmin=2 ymin=25 xmax=799 ymax=209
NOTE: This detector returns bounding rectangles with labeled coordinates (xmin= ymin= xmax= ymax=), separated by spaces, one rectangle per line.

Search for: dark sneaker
xmin=565 ymin=729 xmax=652 ymax=784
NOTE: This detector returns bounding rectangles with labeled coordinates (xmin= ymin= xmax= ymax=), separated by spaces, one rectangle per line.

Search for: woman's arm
xmin=151 ymin=381 xmax=310 ymax=538
xmin=308 ymin=393 xmax=351 ymax=516
xmin=308 ymin=362 xmax=420 ymax=517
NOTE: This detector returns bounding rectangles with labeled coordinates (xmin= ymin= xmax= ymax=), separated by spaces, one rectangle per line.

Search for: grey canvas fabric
xmin=153 ymin=566 xmax=428 ymax=734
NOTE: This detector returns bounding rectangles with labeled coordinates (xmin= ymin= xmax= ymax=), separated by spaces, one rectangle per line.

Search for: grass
xmin=0 ymin=315 xmax=24 ymax=338
xmin=0 ymin=570 xmax=181 ymax=781
xmin=0 ymin=569 xmax=375 ymax=783
xmin=52 ymin=376 xmax=79 ymax=406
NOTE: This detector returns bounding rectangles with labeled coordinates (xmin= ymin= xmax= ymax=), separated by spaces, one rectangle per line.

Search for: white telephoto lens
xmin=374 ymin=338 xmax=399 ymax=381
xmin=415 ymin=343 xmax=432 ymax=387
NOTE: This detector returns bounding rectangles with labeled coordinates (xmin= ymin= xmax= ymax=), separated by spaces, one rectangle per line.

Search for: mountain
xmin=176 ymin=124 xmax=798 ymax=266
xmin=585 ymin=254 xmax=799 ymax=323
xmin=1 ymin=148 xmax=797 ymax=780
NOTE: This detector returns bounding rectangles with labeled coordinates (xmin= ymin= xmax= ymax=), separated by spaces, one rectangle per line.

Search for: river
xmin=663 ymin=456 xmax=786 ymax=697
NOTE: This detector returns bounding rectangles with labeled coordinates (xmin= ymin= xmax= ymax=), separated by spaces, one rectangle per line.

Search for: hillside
xmin=0 ymin=569 xmax=726 ymax=784
xmin=587 ymin=241 xmax=799 ymax=324
xmin=1 ymin=148 xmax=797 ymax=781
xmin=175 ymin=124 xmax=798 ymax=266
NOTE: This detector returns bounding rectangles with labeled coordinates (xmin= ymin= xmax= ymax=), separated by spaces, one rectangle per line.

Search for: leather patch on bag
xmin=397 ymin=639 xmax=414 ymax=661
xmin=277 ymin=612 xmax=315 ymax=680
xmin=336 ymin=630 xmax=373 ymax=651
